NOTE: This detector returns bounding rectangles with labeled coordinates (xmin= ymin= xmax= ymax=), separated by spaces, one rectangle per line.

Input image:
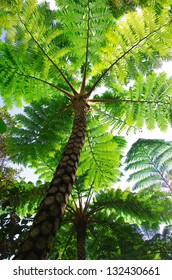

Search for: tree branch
xmin=88 ymin=204 xmax=111 ymax=217
xmin=70 ymin=192 xmax=79 ymax=213
xmin=41 ymin=104 xmax=73 ymax=131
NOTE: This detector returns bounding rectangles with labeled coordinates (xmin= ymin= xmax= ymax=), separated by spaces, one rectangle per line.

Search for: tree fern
xmin=125 ymin=139 xmax=172 ymax=192
xmin=0 ymin=0 xmax=172 ymax=259
xmin=1 ymin=155 xmax=172 ymax=259
xmin=53 ymin=184 xmax=172 ymax=259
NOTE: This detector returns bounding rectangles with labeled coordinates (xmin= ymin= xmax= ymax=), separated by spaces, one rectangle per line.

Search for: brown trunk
xmin=75 ymin=220 xmax=87 ymax=260
xmin=14 ymin=98 xmax=89 ymax=260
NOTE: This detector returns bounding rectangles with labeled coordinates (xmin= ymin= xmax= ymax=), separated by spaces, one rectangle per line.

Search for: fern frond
xmin=132 ymin=177 xmax=162 ymax=191
xmin=90 ymin=187 xmax=168 ymax=223
xmin=0 ymin=42 xmax=74 ymax=107
xmin=7 ymin=96 xmax=72 ymax=165
xmin=90 ymin=6 xmax=172 ymax=88
xmin=94 ymin=72 xmax=172 ymax=133
xmin=77 ymin=116 xmax=126 ymax=190
xmin=125 ymin=139 xmax=172 ymax=192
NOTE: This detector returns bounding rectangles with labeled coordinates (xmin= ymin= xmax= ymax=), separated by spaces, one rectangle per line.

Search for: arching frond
xmin=0 ymin=0 xmax=115 ymax=102
xmin=1 ymin=1 xmax=171 ymax=107
xmin=125 ymin=139 xmax=172 ymax=192
xmin=93 ymin=72 xmax=172 ymax=133
xmin=91 ymin=6 xmax=172 ymax=85
xmin=55 ymin=0 xmax=114 ymax=74
xmin=7 ymin=96 xmax=72 ymax=165
xmin=77 ymin=115 xmax=127 ymax=190
xmin=90 ymin=188 xmax=172 ymax=228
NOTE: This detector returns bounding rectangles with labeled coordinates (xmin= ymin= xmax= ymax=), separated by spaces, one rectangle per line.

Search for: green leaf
xmin=125 ymin=139 xmax=172 ymax=192
xmin=0 ymin=118 xmax=7 ymax=134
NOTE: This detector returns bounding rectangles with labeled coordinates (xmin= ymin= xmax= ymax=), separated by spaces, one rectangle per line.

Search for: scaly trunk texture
xmin=14 ymin=98 xmax=89 ymax=260
xmin=75 ymin=219 xmax=87 ymax=260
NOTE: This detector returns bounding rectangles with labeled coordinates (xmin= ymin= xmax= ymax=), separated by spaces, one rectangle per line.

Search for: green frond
xmin=96 ymin=72 xmax=172 ymax=133
xmin=7 ymin=96 xmax=72 ymax=166
xmin=90 ymin=188 xmax=168 ymax=223
xmin=22 ymin=0 xmax=37 ymax=21
xmin=132 ymin=177 xmax=163 ymax=191
xmin=77 ymin=117 xmax=126 ymax=190
xmin=0 ymin=1 xmax=21 ymax=29
xmin=0 ymin=118 xmax=7 ymax=134
xmin=125 ymin=102 xmax=135 ymax=126
xmin=55 ymin=0 xmax=114 ymax=63
xmin=0 ymin=179 xmax=49 ymax=217
xmin=0 ymin=42 xmax=69 ymax=107
xmin=154 ymin=146 xmax=172 ymax=167
xmin=92 ymin=6 xmax=172 ymax=82
xmin=126 ymin=160 xmax=153 ymax=172
xmin=135 ymin=103 xmax=145 ymax=129
xmin=32 ymin=159 xmax=55 ymax=181
xmin=1 ymin=0 xmax=172 ymax=107
xmin=125 ymin=139 xmax=172 ymax=192
xmin=145 ymin=103 xmax=156 ymax=130
xmin=156 ymin=105 xmax=169 ymax=132
xmin=0 ymin=2 xmax=79 ymax=103
xmin=108 ymin=0 xmax=172 ymax=19
xmin=128 ymin=168 xmax=159 ymax=182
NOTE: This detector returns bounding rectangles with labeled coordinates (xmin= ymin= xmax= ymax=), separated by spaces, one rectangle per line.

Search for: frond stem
xmin=24 ymin=104 xmax=72 ymax=144
xmin=83 ymin=185 xmax=93 ymax=214
xmin=88 ymin=205 xmax=109 ymax=217
xmin=41 ymin=104 xmax=73 ymax=131
xmin=66 ymin=204 xmax=77 ymax=215
xmin=70 ymin=192 xmax=79 ymax=213
xmin=41 ymin=159 xmax=54 ymax=172
xmin=88 ymin=99 xmax=170 ymax=105
xmin=14 ymin=70 xmax=74 ymax=99
xmin=80 ymin=0 xmax=91 ymax=95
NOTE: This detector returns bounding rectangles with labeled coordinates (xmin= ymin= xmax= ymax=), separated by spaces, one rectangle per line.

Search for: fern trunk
xmin=75 ymin=220 xmax=87 ymax=260
xmin=14 ymin=98 xmax=89 ymax=260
